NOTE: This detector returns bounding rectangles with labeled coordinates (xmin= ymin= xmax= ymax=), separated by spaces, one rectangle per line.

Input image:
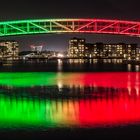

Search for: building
xmin=87 ymin=43 xmax=138 ymax=60
xmin=68 ymin=37 xmax=139 ymax=60
xmin=68 ymin=37 xmax=85 ymax=58
xmin=0 ymin=40 xmax=19 ymax=60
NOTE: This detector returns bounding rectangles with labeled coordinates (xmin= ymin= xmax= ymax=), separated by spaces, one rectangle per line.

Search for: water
xmin=0 ymin=60 xmax=140 ymax=139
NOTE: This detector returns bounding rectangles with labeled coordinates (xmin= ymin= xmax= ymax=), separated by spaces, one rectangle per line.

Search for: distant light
xmin=90 ymin=54 xmax=92 ymax=58
xmin=57 ymin=53 xmax=64 ymax=58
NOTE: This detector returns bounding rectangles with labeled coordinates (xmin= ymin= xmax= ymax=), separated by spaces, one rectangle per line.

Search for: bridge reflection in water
xmin=0 ymin=91 xmax=140 ymax=128
xmin=0 ymin=93 xmax=140 ymax=128
xmin=0 ymin=72 xmax=139 ymax=129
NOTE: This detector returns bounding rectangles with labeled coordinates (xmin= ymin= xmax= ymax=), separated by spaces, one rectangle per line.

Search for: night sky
xmin=1 ymin=0 xmax=140 ymax=51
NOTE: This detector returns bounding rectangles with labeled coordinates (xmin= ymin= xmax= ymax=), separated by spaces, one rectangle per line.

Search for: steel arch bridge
xmin=0 ymin=19 xmax=140 ymax=37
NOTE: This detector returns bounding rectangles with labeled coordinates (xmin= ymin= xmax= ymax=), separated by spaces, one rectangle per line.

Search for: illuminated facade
xmin=89 ymin=43 xmax=138 ymax=60
xmin=0 ymin=40 xmax=19 ymax=59
xmin=68 ymin=37 xmax=85 ymax=58
xmin=68 ymin=37 xmax=139 ymax=60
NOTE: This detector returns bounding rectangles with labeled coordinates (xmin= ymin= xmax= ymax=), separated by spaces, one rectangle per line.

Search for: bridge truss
xmin=0 ymin=19 xmax=140 ymax=37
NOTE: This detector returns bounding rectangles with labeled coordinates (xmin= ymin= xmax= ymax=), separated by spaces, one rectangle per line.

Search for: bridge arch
xmin=0 ymin=19 xmax=140 ymax=37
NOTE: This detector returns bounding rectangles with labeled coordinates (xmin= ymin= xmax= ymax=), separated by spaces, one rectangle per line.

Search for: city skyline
xmin=1 ymin=37 xmax=140 ymax=62
xmin=2 ymin=34 xmax=140 ymax=52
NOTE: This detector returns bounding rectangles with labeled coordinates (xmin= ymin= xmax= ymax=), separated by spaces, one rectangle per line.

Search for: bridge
xmin=0 ymin=19 xmax=140 ymax=37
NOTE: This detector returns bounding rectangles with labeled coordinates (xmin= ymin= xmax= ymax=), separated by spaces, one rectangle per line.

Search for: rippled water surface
xmin=0 ymin=72 xmax=140 ymax=129
xmin=0 ymin=61 xmax=140 ymax=139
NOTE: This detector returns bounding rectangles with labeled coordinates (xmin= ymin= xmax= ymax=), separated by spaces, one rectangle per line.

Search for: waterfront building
xmin=68 ymin=37 xmax=85 ymax=58
xmin=136 ymin=47 xmax=140 ymax=61
xmin=68 ymin=37 xmax=139 ymax=60
xmin=92 ymin=43 xmax=138 ymax=60
xmin=0 ymin=40 xmax=19 ymax=60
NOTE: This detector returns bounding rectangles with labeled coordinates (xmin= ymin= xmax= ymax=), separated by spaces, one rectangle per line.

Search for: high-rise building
xmin=68 ymin=37 xmax=85 ymax=58
xmin=0 ymin=40 xmax=19 ymax=59
xmin=68 ymin=37 xmax=139 ymax=60
xmin=90 ymin=43 xmax=138 ymax=60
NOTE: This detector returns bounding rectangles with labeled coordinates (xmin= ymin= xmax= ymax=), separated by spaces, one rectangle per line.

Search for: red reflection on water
xmin=57 ymin=72 xmax=140 ymax=127
xmin=78 ymin=95 xmax=140 ymax=127
xmin=64 ymin=72 xmax=140 ymax=90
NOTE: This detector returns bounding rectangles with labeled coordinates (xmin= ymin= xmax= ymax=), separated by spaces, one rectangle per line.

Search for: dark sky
xmin=1 ymin=0 xmax=140 ymax=51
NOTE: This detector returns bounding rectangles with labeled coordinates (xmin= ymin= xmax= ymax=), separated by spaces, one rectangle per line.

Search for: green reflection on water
xmin=0 ymin=72 xmax=58 ymax=87
xmin=0 ymin=94 xmax=80 ymax=129
xmin=0 ymin=95 xmax=56 ymax=128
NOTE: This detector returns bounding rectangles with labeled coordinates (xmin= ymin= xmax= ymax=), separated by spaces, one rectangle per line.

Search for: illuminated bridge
xmin=0 ymin=19 xmax=140 ymax=37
